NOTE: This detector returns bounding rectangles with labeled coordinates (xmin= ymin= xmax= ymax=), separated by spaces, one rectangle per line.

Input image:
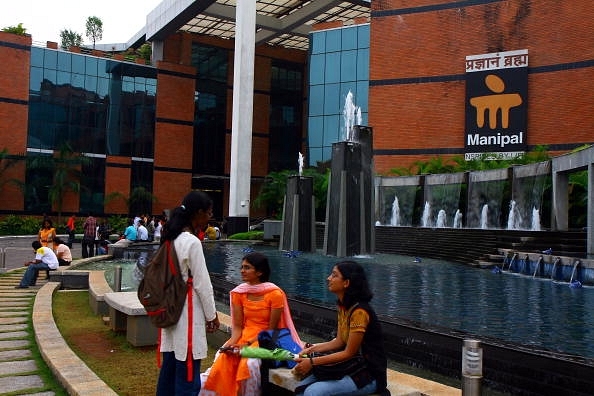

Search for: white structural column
xmin=229 ymin=0 xmax=256 ymax=226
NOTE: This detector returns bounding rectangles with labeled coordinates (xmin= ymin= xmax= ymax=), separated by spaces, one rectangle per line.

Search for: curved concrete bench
xmin=104 ymin=291 xmax=158 ymax=346
xmin=88 ymin=270 xmax=113 ymax=316
xmin=33 ymin=282 xmax=117 ymax=395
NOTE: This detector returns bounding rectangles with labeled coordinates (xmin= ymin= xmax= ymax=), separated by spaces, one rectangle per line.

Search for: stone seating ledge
xmin=103 ymin=291 xmax=158 ymax=346
xmin=33 ymin=282 xmax=118 ymax=395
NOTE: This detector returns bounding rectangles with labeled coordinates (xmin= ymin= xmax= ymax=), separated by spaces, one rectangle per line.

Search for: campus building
xmin=1 ymin=0 xmax=592 ymax=230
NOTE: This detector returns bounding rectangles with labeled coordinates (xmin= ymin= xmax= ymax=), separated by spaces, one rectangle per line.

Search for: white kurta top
xmin=159 ymin=231 xmax=218 ymax=361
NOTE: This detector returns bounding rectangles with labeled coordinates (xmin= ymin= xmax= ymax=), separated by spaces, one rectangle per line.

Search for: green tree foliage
xmin=60 ymin=29 xmax=83 ymax=50
xmin=389 ymin=145 xmax=551 ymax=176
xmin=137 ymin=43 xmax=152 ymax=61
xmin=0 ymin=215 xmax=41 ymax=235
xmin=253 ymin=167 xmax=329 ymax=221
xmin=26 ymin=142 xmax=91 ymax=223
xmin=0 ymin=148 xmax=22 ymax=193
xmin=85 ymin=16 xmax=103 ymax=49
xmin=2 ymin=23 xmax=27 ymax=35
xmin=104 ymin=186 xmax=156 ymax=216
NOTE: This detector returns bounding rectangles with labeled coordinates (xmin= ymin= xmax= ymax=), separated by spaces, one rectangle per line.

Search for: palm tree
xmin=26 ymin=142 xmax=91 ymax=223
xmin=105 ymin=186 xmax=157 ymax=216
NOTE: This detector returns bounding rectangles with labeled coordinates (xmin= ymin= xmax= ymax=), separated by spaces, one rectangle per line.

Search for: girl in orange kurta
xmin=38 ymin=219 xmax=57 ymax=251
xmin=201 ymin=252 xmax=302 ymax=396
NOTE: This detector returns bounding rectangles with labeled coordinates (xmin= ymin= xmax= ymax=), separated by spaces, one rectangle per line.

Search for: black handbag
xmin=310 ymin=352 xmax=367 ymax=381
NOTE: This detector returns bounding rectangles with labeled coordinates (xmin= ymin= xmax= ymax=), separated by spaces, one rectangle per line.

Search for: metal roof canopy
xmin=145 ymin=0 xmax=370 ymax=51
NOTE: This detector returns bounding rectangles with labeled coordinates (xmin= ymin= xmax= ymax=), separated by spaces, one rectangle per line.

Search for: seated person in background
xmin=205 ymin=223 xmax=217 ymax=240
xmin=137 ymin=219 xmax=149 ymax=241
xmin=113 ymin=219 xmax=137 ymax=247
xmin=201 ymin=252 xmax=303 ymax=396
xmin=15 ymin=241 xmax=59 ymax=289
xmin=53 ymin=237 xmax=72 ymax=266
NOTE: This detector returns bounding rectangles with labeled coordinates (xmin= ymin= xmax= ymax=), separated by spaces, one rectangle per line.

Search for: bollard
xmin=0 ymin=248 xmax=5 ymax=273
xmin=462 ymin=339 xmax=483 ymax=396
xmin=114 ymin=265 xmax=122 ymax=292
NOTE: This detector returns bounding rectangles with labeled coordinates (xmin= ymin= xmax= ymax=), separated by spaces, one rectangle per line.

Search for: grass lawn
xmin=53 ymin=290 xmax=216 ymax=395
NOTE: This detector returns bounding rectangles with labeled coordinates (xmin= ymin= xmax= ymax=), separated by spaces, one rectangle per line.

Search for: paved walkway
xmin=0 ymin=269 xmax=55 ymax=395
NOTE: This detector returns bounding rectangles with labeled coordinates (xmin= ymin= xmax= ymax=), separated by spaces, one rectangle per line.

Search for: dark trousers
xmin=81 ymin=237 xmax=95 ymax=258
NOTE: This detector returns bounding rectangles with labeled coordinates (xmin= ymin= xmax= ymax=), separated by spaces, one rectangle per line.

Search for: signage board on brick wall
xmin=465 ymin=49 xmax=528 ymax=160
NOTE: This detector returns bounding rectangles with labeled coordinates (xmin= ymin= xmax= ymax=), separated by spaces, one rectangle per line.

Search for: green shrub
xmin=107 ymin=215 xmax=128 ymax=235
xmin=0 ymin=215 xmax=41 ymax=235
xmin=228 ymin=231 xmax=264 ymax=240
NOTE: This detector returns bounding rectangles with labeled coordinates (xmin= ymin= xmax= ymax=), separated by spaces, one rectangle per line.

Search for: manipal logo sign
xmin=464 ymin=49 xmax=528 ymax=160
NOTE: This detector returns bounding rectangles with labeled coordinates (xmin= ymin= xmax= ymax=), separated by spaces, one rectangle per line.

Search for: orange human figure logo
xmin=470 ymin=74 xmax=522 ymax=129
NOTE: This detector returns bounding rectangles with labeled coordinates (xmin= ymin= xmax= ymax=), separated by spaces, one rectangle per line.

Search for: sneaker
xmin=15 ymin=285 xmax=29 ymax=289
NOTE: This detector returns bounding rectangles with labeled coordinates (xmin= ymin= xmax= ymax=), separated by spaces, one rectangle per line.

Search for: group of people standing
xmin=154 ymin=190 xmax=389 ymax=396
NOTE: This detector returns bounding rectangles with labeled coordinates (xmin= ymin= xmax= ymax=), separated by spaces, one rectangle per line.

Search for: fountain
xmin=421 ymin=201 xmax=431 ymax=227
xmin=324 ymin=92 xmax=374 ymax=256
xmin=453 ymin=209 xmax=463 ymax=228
xmin=376 ymin=176 xmax=419 ymax=226
xmin=466 ymin=168 xmax=508 ymax=228
xmin=436 ymin=209 xmax=447 ymax=228
xmin=480 ymin=204 xmax=489 ymax=229
xmin=531 ymin=206 xmax=541 ymax=231
xmin=510 ymin=161 xmax=551 ymax=230
xmin=390 ymin=196 xmax=400 ymax=226
xmin=506 ymin=200 xmax=522 ymax=230
xmin=279 ymin=153 xmax=316 ymax=252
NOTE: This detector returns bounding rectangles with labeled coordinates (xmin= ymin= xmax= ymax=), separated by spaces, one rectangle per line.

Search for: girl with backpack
xmin=156 ymin=191 xmax=220 ymax=395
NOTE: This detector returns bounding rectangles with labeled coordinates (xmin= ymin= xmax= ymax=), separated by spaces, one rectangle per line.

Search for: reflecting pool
xmin=76 ymin=242 xmax=594 ymax=360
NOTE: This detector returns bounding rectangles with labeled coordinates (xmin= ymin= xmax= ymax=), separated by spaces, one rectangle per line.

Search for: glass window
xmin=324 ymin=115 xmax=340 ymax=144
xmin=31 ymin=48 xmax=44 ymax=68
xmin=85 ymin=57 xmax=98 ymax=76
xmin=341 ymin=27 xmax=357 ymax=51
xmin=309 ymin=147 xmax=323 ymax=165
xmin=85 ymin=75 xmax=97 ymax=92
xmin=323 ymin=83 xmax=340 ymax=115
xmin=340 ymin=50 xmax=357 ymax=82
xmin=71 ymin=73 xmax=84 ymax=88
xmin=44 ymin=50 xmax=58 ymax=70
xmin=356 ymin=81 xmax=369 ymax=112
xmin=311 ymin=31 xmax=326 ymax=54
xmin=308 ymin=116 xmax=324 ymax=147
xmin=97 ymin=77 xmax=109 ymax=98
xmin=57 ymin=52 xmax=71 ymax=72
xmin=43 ymin=69 xmax=57 ymax=85
xmin=358 ymin=24 xmax=370 ymax=48
xmin=356 ymin=48 xmax=369 ymax=81
xmin=326 ymin=29 xmax=341 ymax=52
xmin=57 ymin=71 xmax=70 ymax=86
xmin=309 ymin=85 xmax=325 ymax=116
xmin=97 ymin=59 xmax=108 ymax=78
xmin=324 ymin=52 xmax=341 ymax=84
xmin=72 ymin=54 xmax=85 ymax=74
xmin=29 ymin=67 xmax=43 ymax=94
xmin=309 ymin=54 xmax=325 ymax=85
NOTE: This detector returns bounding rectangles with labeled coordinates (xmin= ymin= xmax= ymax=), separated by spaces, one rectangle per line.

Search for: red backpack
xmin=137 ymin=240 xmax=192 ymax=328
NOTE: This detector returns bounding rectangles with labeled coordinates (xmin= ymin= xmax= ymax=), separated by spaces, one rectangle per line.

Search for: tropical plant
xmin=85 ymin=16 xmax=103 ymax=49
xmin=0 ymin=148 xmax=23 ymax=192
xmin=0 ymin=215 xmax=42 ymax=235
xmin=137 ymin=43 xmax=152 ymax=61
xmin=253 ymin=167 xmax=329 ymax=221
xmin=60 ymin=29 xmax=83 ymax=50
xmin=25 ymin=142 xmax=91 ymax=223
xmin=2 ymin=23 xmax=27 ymax=35
xmin=104 ymin=186 xmax=156 ymax=216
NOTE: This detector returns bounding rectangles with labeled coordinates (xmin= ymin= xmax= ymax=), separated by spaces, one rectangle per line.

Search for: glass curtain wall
xmin=308 ymin=24 xmax=370 ymax=166
xmin=269 ymin=61 xmax=303 ymax=171
xmin=190 ymin=43 xmax=228 ymax=218
xmin=27 ymin=47 xmax=156 ymax=214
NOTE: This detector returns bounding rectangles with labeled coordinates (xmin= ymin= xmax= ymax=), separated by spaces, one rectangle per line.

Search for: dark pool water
xmin=76 ymin=242 xmax=594 ymax=360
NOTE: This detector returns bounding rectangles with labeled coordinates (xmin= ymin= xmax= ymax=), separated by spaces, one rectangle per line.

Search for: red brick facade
xmin=0 ymin=32 xmax=31 ymax=211
xmin=369 ymin=0 xmax=594 ymax=173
